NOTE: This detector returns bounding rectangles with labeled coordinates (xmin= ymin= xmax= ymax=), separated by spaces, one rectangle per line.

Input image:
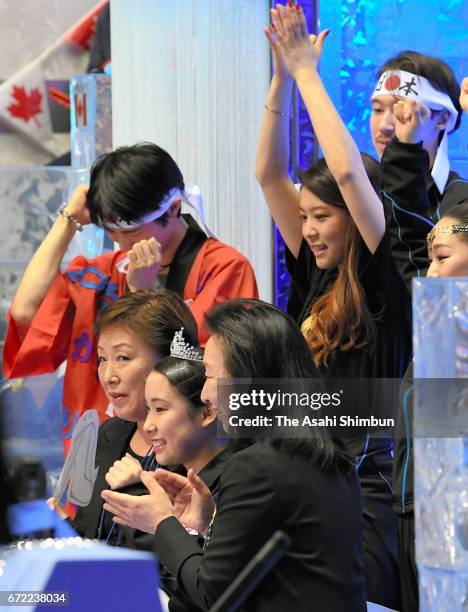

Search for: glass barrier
xmin=0 ymin=166 xmax=103 ymax=488
xmin=414 ymin=278 xmax=468 ymax=611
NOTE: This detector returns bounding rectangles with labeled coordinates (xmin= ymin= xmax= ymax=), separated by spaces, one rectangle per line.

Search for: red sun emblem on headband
xmin=385 ymin=75 xmax=401 ymax=91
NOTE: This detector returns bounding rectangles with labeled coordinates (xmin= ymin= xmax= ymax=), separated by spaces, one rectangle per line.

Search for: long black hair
xmin=204 ymin=299 xmax=351 ymax=469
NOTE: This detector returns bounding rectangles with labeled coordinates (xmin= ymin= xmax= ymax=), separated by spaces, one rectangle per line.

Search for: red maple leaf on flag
xmin=7 ymin=85 xmax=43 ymax=127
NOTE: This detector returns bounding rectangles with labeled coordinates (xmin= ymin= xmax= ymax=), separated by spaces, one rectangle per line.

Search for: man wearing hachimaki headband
xmin=375 ymin=57 xmax=468 ymax=612
xmin=373 ymin=52 xmax=468 ymax=284
xmin=286 ymin=52 xmax=467 ymax=325
xmin=3 ymin=142 xmax=258 ymax=454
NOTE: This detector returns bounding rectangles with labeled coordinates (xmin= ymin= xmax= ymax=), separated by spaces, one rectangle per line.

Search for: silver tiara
xmin=170 ymin=328 xmax=203 ymax=362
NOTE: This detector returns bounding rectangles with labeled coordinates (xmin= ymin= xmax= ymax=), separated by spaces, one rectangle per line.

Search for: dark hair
xmin=299 ymin=154 xmax=381 ymax=207
xmin=377 ymin=51 xmax=462 ymax=133
xmin=87 ymin=142 xmax=185 ymax=228
xmin=440 ymin=202 xmax=468 ymax=244
xmin=299 ymin=154 xmax=380 ymax=366
xmin=155 ymin=353 xmax=206 ymax=412
xmin=204 ymin=299 xmax=351 ymax=468
xmin=94 ymin=290 xmax=198 ymax=359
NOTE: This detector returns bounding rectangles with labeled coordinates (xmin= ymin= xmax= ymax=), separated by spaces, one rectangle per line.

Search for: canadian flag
xmin=0 ymin=0 xmax=107 ymax=163
xmin=0 ymin=67 xmax=56 ymax=156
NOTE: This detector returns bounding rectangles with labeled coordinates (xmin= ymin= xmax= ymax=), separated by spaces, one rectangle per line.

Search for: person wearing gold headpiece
xmin=254 ymin=3 xmax=415 ymax=607
xmin=382 ymin=77 xmax=468 ymax=610
xmin=392 ymin=199 xmax=468 ymax=611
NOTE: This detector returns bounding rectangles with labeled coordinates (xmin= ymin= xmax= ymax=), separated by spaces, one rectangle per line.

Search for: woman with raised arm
xmin=255 ymin=3 xmax=414 ymax=608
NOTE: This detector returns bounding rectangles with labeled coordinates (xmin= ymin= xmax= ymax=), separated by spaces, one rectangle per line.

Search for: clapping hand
xmin=154 ymin=468 xmax=216 ymax=536
xmin=264 ymin=8 xmax=291 ymax=82
xmin=271 ymin=3 xmax=330 ymax=81
xmin=101 ymin=471 xmax=174 ymax=534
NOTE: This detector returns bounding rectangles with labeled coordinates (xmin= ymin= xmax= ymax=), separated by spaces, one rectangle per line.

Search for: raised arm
xmin=380 ymin=100 xmax=438 ymax=286
xmin=255 ymin=9 xmax=302 ymax=257
xmin=10 ymin=185 xmax=91 ymax=325
xmin=275 ymin=3 xmax=385 ymax=254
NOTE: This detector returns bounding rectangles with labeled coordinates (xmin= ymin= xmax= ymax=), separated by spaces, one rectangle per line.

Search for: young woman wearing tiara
xmin=102 ymin=299 xmax=366 ymax=611
xmin=143 ymin=329 xmax=226 ymax=482
xmin=48 ymin=298 xmax=232 ymax=611
xmin=132 ymin=328 xmax=231 ymax=610
xmin=48 ymin=290 xmax=202 ymax=547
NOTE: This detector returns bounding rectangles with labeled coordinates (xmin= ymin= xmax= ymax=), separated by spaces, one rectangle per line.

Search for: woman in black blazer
xmin=103 ymin=299 xmax=366 ymax=611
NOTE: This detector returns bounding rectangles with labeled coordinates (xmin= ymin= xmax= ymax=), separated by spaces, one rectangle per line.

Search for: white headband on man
xmin=111 ymin=183 xmax=216 ymax=275
xmin=104 ymin=187 xmax=180 ymax=230
xmin=372 ymin=70 xmax=459 ymax=193
xmin=105 ymin=183 xmax=213 ymax=235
